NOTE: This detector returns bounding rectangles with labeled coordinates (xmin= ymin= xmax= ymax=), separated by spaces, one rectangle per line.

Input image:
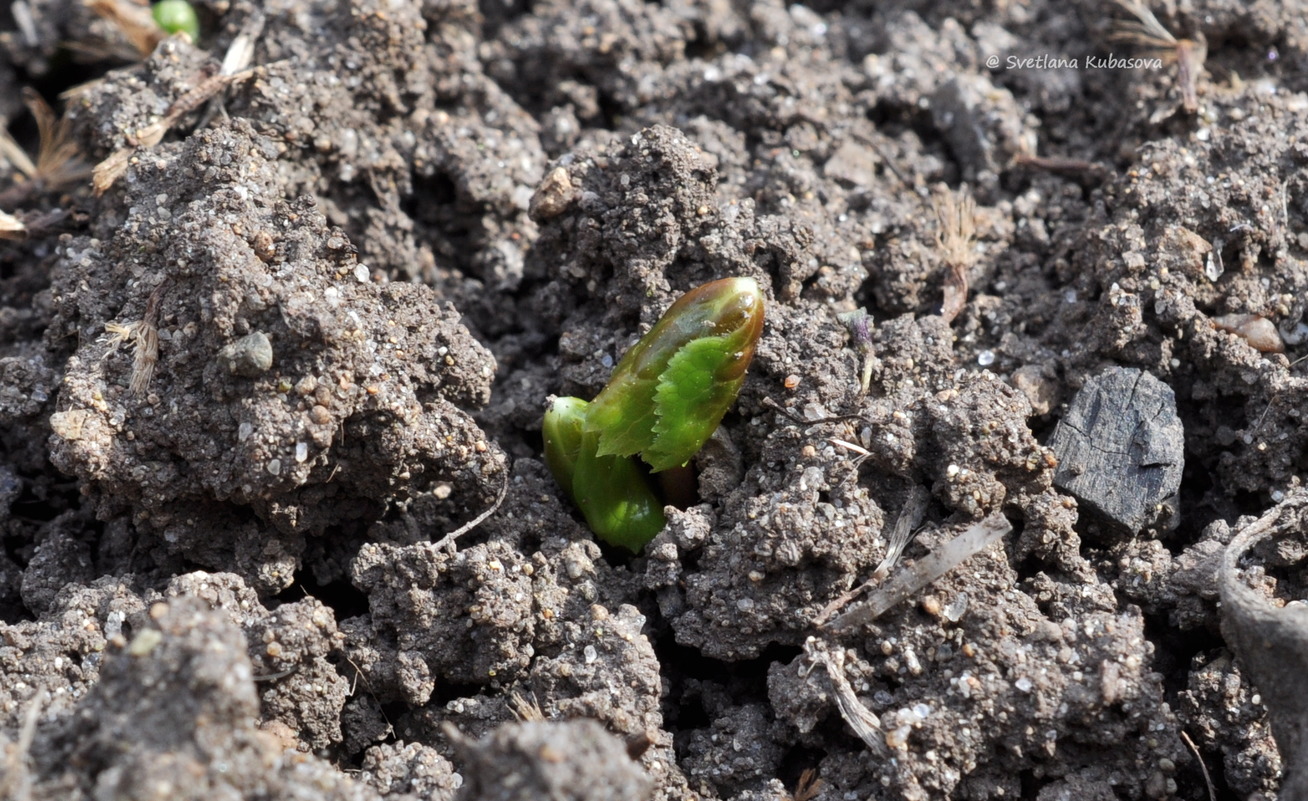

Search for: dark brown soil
xmin=3 ymin=1 xmax=1308 ymax=799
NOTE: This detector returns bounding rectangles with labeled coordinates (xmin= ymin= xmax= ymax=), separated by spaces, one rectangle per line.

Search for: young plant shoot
xmin=544 ymin=277 xmax=765 ymax=551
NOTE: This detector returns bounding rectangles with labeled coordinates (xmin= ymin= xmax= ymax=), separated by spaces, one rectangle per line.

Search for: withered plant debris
xmin=0 ymin=209 xmax=25 ymax=240
xmin=817 ymin=486 xmax=929 ymax=625
xmin=1111 ymin=0 xmax=1207 ymax=113
xmin=932 ymin=185 xmax=978 ymax=325
xmin=93 ymin=68 xmax=264 ymax=194
xmin=87 ymin=0 xmax=168 ymax=58
xmin=801 ymin=637 xmax=888 ymax=756
xmin=826 ymin=514 xmax=1011 ymax=631
xmin=104 ymin=281 xmax=166 ymax=395
xmin=0 ymin=89 xmax=89 ymax=206
xmin=789 ymin=769 xmax=824 ymax=801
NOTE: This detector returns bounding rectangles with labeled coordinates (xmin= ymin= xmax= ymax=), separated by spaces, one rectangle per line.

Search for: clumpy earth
xmin=2 ymin=0 xmax=1308 ymax=799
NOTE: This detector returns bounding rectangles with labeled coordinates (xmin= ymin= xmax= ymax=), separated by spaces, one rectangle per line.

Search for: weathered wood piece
xmin=1047 ymin=367 xmax=1184 ymax=536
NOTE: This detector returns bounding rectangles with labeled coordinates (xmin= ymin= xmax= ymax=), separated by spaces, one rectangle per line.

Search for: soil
xmin=2 ymin=1 xmax=1308 ymax=799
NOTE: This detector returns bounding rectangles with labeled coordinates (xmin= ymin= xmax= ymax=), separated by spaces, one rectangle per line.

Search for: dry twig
xmin=1180 ymin=730 xmax=1216 ymax=801
xmin=431 ymin=467 xmax=508 ymax=552
xmin=93 ymin=63 xmax=272 ymax=194
xmin=1011 ymin=152 xmax=1109 ymax=183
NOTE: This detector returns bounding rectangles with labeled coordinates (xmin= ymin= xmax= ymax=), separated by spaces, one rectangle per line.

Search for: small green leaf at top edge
xmin=153 ymin=0 xmax=200 ymax=39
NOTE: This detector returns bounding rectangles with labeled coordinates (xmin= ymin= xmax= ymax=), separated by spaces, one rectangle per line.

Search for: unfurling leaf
xmin=544 ymin=277 xmax=764 ymax=550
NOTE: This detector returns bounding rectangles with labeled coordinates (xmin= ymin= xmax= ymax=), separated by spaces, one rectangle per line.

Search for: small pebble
xmin=217 ymin=332 xmax=274 ymax=378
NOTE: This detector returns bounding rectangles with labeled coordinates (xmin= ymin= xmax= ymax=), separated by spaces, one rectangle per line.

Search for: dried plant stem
xmin=816 ymin=486 xmax=929 ymax=625
xmin=826 ymin=514 xmax=1010 ymax=632
xmin=1180 ymin=731 xmax=1216 ymax=801
xmin=0 ymin=210 xmax=25 ymax=240
xmin=801 ymin=637 xmax=888 ymax=755
xmin=94 ymin=65 xmax=272 ymax=194
xmin=87 ymin=0 xmax=165 ymax=57
xmin=431 ymin=468 xmax=507 ymax=552
xmin=508 ymin=691 xmax=545 ymax=722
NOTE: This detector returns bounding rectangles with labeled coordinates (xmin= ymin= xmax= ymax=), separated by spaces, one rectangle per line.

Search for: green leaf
xmin=643 ymin=336 xmax=744 ymax=472
xmin=585 ymin=370 xmax=659 ymax=459
xmin=152 ymin=0 xmax=200 ymax=39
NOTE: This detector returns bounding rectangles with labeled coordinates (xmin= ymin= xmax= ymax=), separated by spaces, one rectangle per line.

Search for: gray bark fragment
xmin=1047 ymin=367 xmax=1184 ymax=536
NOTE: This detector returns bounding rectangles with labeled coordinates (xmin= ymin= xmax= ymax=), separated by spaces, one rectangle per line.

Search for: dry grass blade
xmin=802 ymin=638 xmax=888 ymax=755
xmin=815 ymin=486 xmax=928 ymax=626
xmin=23 ymin=89 xmax=89 ymax=189
xmin=873 ymin=485 xmax=929 ymax=579
xmin=104 ymin=281 xmax=166 ymax=395
xmin=508 ymin=691 xmax=545 ymax=722
xmin=0 ymin=90 xmax=88 ymax=205
xmin=0 ymin=123 xmax=38 ymax=179
xmin=932 ymin=185 xmax=978 ymax=324
xmin=1110 ymin=0 xmax=1176 ymax=48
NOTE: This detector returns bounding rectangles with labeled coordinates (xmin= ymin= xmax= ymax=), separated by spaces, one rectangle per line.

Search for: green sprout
xmin=152 ymin=0 xmax=199 ymax=40
xmin=544 ymin=277 xmax=765 ymax=551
